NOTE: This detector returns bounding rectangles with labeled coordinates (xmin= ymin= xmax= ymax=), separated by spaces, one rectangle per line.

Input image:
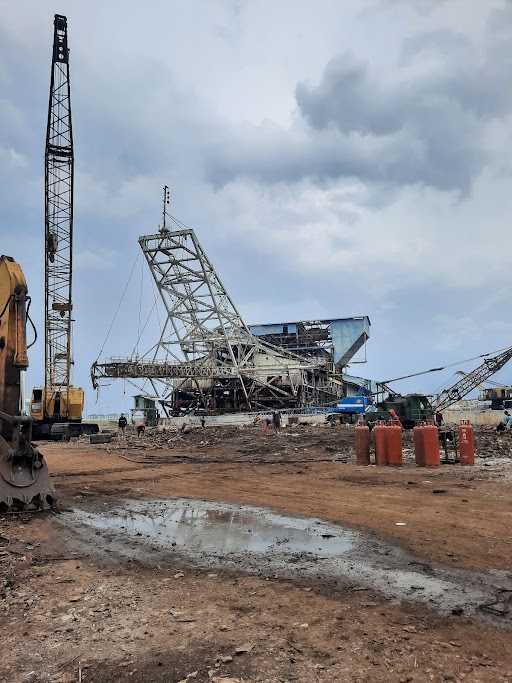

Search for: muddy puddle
xmin=62 ymin=498 xmax=512 ymax=624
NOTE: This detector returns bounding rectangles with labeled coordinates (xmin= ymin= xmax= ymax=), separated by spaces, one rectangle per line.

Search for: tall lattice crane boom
xmin=45 ymin=14 xmax=74 ymax=405
xmin=433 ymin=345 xmax=512 ymax=412
xmin=30 ymin=14 xmax=97 ymax=438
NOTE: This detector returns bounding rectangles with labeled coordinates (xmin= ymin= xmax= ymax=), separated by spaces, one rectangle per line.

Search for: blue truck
xmin=326 ymin=395 xmax=375 ymax=423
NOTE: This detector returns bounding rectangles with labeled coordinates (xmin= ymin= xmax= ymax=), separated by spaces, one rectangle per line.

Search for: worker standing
xmin=435 ymin=411 xmax=443 ymax=428
xmin=388 ymin=408 xmax=402 ymax=428
xmin=118 ymin=413 xmax=128 ymax=436
xmin=497 ymin=410 xmax=512 ymax=432
xmin=272 ymin=410 xmax=281 ymax=431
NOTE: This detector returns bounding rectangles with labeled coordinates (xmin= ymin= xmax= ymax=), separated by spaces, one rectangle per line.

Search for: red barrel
xmin=355 ymin=423 xmax=371 ymax=465
xmin=423 ymin=423 xmax=440 ymax=467
xmin=413 ymin=423 xmax=425 ymax=466
xmin=374 ymin=422 xmax=388 ymax=466
xmin=458 ymin=421 xmax=475 ymax=466
xmin=386 ymin=423 xmax=402 ymax=466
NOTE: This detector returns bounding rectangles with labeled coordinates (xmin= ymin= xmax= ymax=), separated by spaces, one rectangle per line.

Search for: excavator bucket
xmin=0 ymin=415 xmax=54 ymax=510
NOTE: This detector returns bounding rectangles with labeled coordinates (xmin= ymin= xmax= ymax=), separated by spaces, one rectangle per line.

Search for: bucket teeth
xmin=0 ymin=452 xmax=55 ymax=512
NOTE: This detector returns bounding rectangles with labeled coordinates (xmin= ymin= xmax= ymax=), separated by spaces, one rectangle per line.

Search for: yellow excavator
xmin=0 ymin=256 xmax=53 ymax=509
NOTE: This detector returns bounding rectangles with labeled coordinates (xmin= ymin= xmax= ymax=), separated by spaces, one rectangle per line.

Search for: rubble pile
xmin=474 ymin=425 xmax=512 ymax=460
xmin=85 ymin=422 xmax=356 ymax=465
xmin=78 ymin=421 xmax=512 ymax=467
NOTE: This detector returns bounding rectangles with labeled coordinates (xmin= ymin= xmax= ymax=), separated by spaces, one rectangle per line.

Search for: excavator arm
xmin=0 ymin=256 xmax=54 ymax=509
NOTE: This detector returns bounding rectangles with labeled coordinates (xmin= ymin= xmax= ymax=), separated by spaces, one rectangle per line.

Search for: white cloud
xmin=76 ymin=249 xmax=115 ymax=271
xmin=0 ymin=145 xmax=28 ymax=167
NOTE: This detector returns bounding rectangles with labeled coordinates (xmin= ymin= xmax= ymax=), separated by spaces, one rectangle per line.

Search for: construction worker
xmin=272 ymin=410 xmax=281 ymax=431
xmin=497 ymin=410 xmax=512 ymax=432
xmin=118 ymin=413 xmax=128 ymax=435
xmin=435 ymin=411 xmax=443 ymax=428
xmin=388 ymin=408 xmax=402 ymax=428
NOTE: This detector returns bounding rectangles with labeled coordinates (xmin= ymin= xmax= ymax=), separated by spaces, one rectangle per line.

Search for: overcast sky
xmin=1 ymin=0 xmax=512 ymax=415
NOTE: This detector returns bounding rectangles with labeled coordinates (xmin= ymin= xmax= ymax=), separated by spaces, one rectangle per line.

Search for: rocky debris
xmin=74 ymin=421 xmax=512 ymax=470
xmin=79 ymin=422 xmax=359 ymax=465
xmin=475 ymin=425 xmax=512 ymax=459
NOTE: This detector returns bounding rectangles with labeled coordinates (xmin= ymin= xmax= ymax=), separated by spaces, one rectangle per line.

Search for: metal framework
xmin=433 ymin=345 xmax=512 ymax=412
xmin=45 ymin=14 xmax=74 ymax=399
xmin=92 ymin=221 xmax=344 ymax=413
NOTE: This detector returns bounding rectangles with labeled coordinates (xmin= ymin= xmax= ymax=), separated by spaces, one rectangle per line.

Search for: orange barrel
xmin=386 ymin=422 xmax=402 ymax=466
xmin=423 ymin=423 xmax=440 ymax=467
xmin=458 ymin=420 xmax=475 ymax=466
xmin=413 ymin=423 xmax=425 ymax=466
xmin=355 ymin=423 xmax=371 ymax=465
xmin=374 ymin=422 xmax=388 ymax=466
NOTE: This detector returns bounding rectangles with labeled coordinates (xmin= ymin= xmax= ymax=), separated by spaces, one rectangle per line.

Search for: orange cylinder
xmin=413 ymin=423 xmax=425 ymax=466
xmin=458 ymin=421 xmax=475 ymax=466
xmin=374 ymin=422 xmax=387 ymax=466
xmin=386 ymin=423 xmax=402 ymax=466
xmin=423 ymin=423 xmax=440 ymax=467
xmin=355 ymin=423 xmax=371 ymax=465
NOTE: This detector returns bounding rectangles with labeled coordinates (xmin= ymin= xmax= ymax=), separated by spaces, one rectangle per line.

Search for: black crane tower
xmin=44 ymin=14 xmax=74 ymax=410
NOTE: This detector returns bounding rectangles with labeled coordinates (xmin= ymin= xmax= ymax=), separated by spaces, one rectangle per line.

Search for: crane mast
xmin=45 ymin=14 xmax=74 ymax=415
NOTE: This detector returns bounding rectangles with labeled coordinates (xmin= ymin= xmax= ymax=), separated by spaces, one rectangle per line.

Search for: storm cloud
xmin=207 ymin=14 xmax=512 ymax=196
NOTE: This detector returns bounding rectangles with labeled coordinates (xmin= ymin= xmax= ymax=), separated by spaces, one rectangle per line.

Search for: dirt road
xmin=1 ymin=425 xmax=512 ymax=682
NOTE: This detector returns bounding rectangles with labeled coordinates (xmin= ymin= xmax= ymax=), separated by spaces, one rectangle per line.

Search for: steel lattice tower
xmin=45 ymin=14 xmax=74 ymax=398
xmin=92 ymin=209 xmax=345 ymax=413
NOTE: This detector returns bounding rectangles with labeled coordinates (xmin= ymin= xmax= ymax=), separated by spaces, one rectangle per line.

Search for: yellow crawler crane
xmin=29 ymin=15 xmax=97 ymax=440
xmin=0 ymin=256 xmax=54 ymax=509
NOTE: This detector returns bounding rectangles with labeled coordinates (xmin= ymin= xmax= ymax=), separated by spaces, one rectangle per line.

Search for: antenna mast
xmin=160 ymin=185 xmax=170 ymax=232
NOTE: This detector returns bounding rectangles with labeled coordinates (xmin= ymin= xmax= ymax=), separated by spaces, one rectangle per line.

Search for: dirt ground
xmin=2 ymin=423 xmax=512 ymax=682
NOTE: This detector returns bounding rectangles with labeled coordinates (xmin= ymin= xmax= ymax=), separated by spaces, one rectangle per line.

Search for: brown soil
xmin=2 ymin=424 xmax=512 ymax=682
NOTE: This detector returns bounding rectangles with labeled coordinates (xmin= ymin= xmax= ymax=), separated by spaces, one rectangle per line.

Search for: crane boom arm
xmin=45 ymin=14 xmax=74 ymax=401
xmin=433 ymin=345 xmax=512 ymax=412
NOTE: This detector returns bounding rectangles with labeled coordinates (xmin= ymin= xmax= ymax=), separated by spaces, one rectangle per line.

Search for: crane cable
xmin=134 ymin=258 xmax=144 ymax=358
xmin=130 ymin=296 xmax=158 ymax=359
xmin=381 ymin=344 xmax=512 ymax=387
xmin=94 ymin=252 xmax=140 ymax=364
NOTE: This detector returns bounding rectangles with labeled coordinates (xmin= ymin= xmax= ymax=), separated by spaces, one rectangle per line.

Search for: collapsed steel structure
xmin=92 ymin=223 xmax=347 ymax=414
